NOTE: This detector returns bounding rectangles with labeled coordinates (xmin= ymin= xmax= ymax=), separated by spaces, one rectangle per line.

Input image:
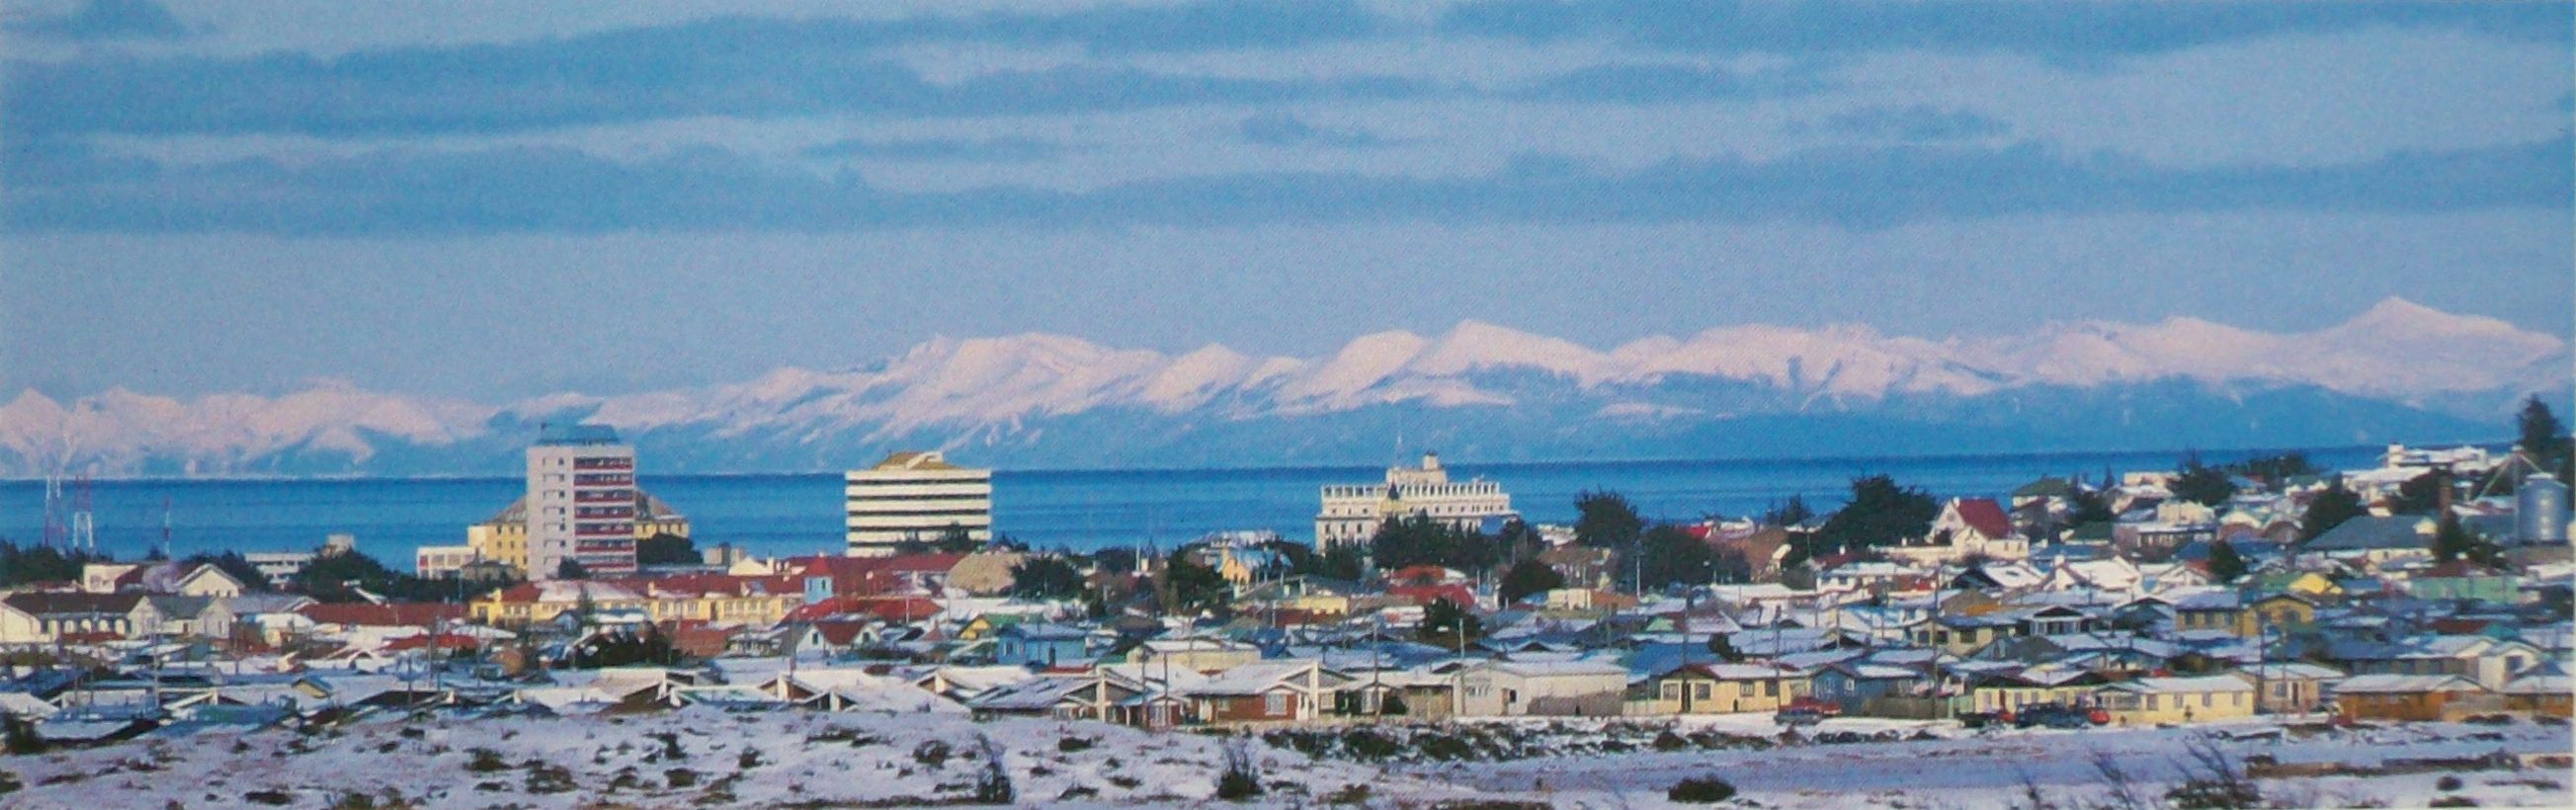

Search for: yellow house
xmin=1968 ymin=665 xmax=2113 ymax=713
xmin=2095 ymin=675 xmax=2256 ymax=725
xmin=1631 ymin=663 xmax=1811 ymax=716
xmin=468 ymin=575 xmax=796 ymax=628
xmin=2259 ymin=572 xmax=2344 ymax=601
xmin=466 ymin=491 xmax=693 ymax=575
xmin=2242 ymin=593 xmax=2316 ymax=636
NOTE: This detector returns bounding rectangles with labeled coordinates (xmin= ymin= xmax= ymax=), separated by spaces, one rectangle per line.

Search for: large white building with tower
xmin=845 ymin=450 xmax=993 ymax=556
xmin=1315 ymin=452 xmax=1516 ymax=547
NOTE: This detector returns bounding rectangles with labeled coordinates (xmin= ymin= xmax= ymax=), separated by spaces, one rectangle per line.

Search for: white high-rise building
xmin=527 ymin=424 xmax=638 ymax=580
xmin=1315 ymin=452 xmax=1515 ymax=547
xmin=845 ymin=450 xmax=992 ymax=557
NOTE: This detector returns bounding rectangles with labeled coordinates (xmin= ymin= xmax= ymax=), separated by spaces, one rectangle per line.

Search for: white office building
xmin=1316 ymin=452 xmax=1515 ymax=547
xmin=527 ymin=424 xmax=638 ymax=580
xmin=845 ymin=450 xmax=992 ymax=557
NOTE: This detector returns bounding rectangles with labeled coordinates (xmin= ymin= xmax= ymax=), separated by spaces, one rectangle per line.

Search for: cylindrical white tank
xmin=2520 ymin=473 xmax=2569 ymax=543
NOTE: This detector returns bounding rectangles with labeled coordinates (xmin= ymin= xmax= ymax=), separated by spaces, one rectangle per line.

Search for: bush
xmin=1215 ymin=740 xmax=1264 ymax=801
xmin=2438 ymin=774 xmax=2464 ymax=791
xmin=665 ymin=768 xmax=699 ymax=788
xmin=1058 ymin=736 xmax=1095 ymax=753
xmin=2428 ymin=798 xmax=2477 ymax=808
xmin=972 ymin=735 xmax=1015 ymax=804
xmin=463 ymin=748 xmax=510 ymax=773
xmin=1668 ymin=776 xmax=1737 ymax=803
xmin=914 ymin=740 xmax=955 ymax=768
xmin=737 ymin=749 xmax=763 ymax=770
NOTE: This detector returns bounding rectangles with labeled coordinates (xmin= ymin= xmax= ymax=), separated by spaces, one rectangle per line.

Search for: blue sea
xmin=0 ymin=447 xmax=2386 ymax=569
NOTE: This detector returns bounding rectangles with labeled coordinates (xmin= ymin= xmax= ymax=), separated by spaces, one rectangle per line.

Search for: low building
xmin=1632 ymin=662 xmax=1811 ymax=716
xmin=2331 ymin=674 xmax=2495 ymax=722
xmin=2243 ymin=663 xmax=2346 ymax=714
xmin=1453 ymin=659 xmax=1627 ymax=717
xmin=2500 ymin=662 xmax=2571 ymax=717
xmin=1183 ymin=660 xmax=1344 ymax=725
xmin=2095 ymin=675 xmax=2256 ymax=725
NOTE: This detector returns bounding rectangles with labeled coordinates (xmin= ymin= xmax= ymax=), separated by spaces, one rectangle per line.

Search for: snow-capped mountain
xmin=3 ymin=297 xmax=2564 ymax=477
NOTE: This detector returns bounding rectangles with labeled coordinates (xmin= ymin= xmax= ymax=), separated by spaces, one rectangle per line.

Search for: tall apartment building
xmin=526 ymin=424 xmax=638 ymax=580
xmin=1315 ymin=452 xmax=1515 ymax=547
xmin=845 ymin=450 xmax=991 ymax=557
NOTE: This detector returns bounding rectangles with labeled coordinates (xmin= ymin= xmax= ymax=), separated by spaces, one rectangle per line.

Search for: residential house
xmin=1966 ymin=664 xmax=2112 ymax=714
xmin=994 ymin=623 xmax=1092 ymax=669
xmin=1808 ymin=661 xmax=1927 ymax=713
xmin=2331 ymin=674 xmax=2496 ymax=722
xmin=1453 ymin=659 xmax=1626 ymax=717
xmin=0 ymin=593 xmax=144 ymax=645
xmin=2405 ymin=561 xmax=2518 ymax=604
xmin=1182 ymin=660 xmax=1343 ymax=725
xmin=2303 ymin=516 xmax=2435 ymax=569
xmin=1886 ymin=498 xmax=2031 ymax=566
xmin=1130 ymin=636 xmax=1262 ymax=674
xmin=2500 ymin=661 xmax=2571 ymax=716
xmin=1633 ymin=662 xmax=1811 ymax=715
xmin=2096 ymin=675 xmax=2256 ymax=725
xmin=2243 ymin=663 xmax=2346 ymax=714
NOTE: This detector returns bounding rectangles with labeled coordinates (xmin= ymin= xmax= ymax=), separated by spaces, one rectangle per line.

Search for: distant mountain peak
xmin=2 ymin=299 xmax=2563 ymax=477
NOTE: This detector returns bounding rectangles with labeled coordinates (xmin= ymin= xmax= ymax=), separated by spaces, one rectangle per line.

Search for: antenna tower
xmin=71 ymin=473 xmax=97 ymax=554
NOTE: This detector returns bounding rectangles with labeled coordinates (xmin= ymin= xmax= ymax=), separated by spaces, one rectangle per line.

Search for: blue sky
xmin=3 ymin=0 xmax=2569 ymax=400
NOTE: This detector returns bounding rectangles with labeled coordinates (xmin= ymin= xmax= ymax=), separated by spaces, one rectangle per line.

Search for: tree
xmin=553 ymin=558 xmax=590 ymax=581
xmin=2173 ymin=451 xmax=2237 ymax=508
xmin=1760 ymin=495 xmax=1815 ymax=527
xmin=1815 ymin=475 xmax=1939 ymax=553
xmin=2206 ymin=540 xmax=2247 ymax=584
xmin=1418 ymin=599 xmax=1481 ymax=647
xmin=1633 ymin=525 xmax=1715 ymax=592
xmin=2431 ymin=513 xmax=2474 ymax=563
xmin=1367 ymin=515 xmax=1498 ymax=574
xmin=1008 ymin=556 xmax=1088 ymax=601
xmin=1574 ymin=490 xmax=1645 ymax=549
xmin=1497 ymin=560 xmax=1565 ymax=606
xmin=2065 ymin=483 xmax=2117 ymax=526
xmin=2298 ymin=476 xmax=2367 ymax=543
xmin=634 ymin=532 xmax=697 ymax=566
xmin=2391 ymin=469 xmax=2451 ymax=515
xmin=2226 ymin=452 xmax=2317 ymax=491
xmin=1159 ymin=554 xmax=1228 ymax=616
xmin=294 ymin=544 xmax=455 ymax=603
xmin=1705 ymin=632 xmax=1742 ymax=662
xmin=2520 ymin=396 xmax=2575 ymax=482
xmin=0 ymin=541 xmax=107 ymax=588
xmin=1495 ymin=519 xmax=1545 ymax=565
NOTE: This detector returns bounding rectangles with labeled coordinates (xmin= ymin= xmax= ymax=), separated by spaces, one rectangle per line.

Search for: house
xmin=2404 ymin=561 xmax=2518 ymax=604
xmin=962 ymin=671 xmax=1128 ymax=721
xmin=1182 ymin=660 xmax=1343 ymax=725
xmin=2499 ymin=661 xmax=2571 ymax=717
xmin=2165 ymin=589 xmax=2248 ymax=637
xmin=2242 ymin=663 xmax=2346 ymax=714
xmin=0 ymin=593 xmax=144 ymax=645
xmin=2340 ymin=635 xmax=2546 ymax=690
xmin=1632 ymin=662 xmax=1811 ymax=716
xmin=2095 ymin=675 xmax=2256 ymax=725
xmin=173 ymin=565 xmax=249 ymax=599
xmin=2303 ymin=516 xmax=2435 ymax=568
xmin=2331 ymin=674 xmax=2496 ymax=722
xmin=2245 ymin=593 xmax=2317 ymax=635
xmin=1808 ymin=661 xmax=1927 ymax=713
xmin=1453 ymin=659 xmax=1626 ymax=717
xmin=1886 ymin=499 xmax=2031 ymax=565
xmin=1965 ymin=664 xmax=2112 ymax=714
xmin=1130 ymin=636 xmax=1261 ymax=673
xmin=993 ymin=623 xmax=1091 ymax=669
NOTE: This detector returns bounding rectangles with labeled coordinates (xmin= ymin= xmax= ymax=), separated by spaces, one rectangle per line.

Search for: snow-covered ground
xmin=1406 ymin=715 xmax=2575 ymax=808
xmin=0 ymin=708 xmax=1469 ymax=808
xmin=2 ymin=711 xmax=2568 ymax=808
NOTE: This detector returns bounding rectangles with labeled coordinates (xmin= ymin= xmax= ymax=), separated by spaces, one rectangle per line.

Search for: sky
xmin=2 ymin=0 xmax=2569 ymax=402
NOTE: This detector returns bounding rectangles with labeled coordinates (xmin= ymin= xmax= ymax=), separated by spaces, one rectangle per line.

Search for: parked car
xmin=2012 ymin=703 xmax=2091 ymax=730
xmin=1957 ymin=710 xmax=2004 ymax=729
xmin=1775 ymin=706 xmax=1826 ymax=726
xmin=1782 ymin=696 xmax=1843 ymax=717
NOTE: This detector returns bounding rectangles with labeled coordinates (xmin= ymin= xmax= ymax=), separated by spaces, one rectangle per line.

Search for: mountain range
xmin=3 ymin=297 xmax=2565 ymax=477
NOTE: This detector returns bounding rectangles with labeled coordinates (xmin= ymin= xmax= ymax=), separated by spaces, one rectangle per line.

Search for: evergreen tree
xmin=1418 ymin=599 xmax=1481 ymax=647
xmin=2431 ymin=512 xmax=2475 ymax=563
xmin=2298 ymin=476 xmax=2368 ymax=543
xmin=2065 ymin=483 xmax=2117 ymax=526
xmin=2520 ymin=396 xmax=2575 ymax=482
xmin=1633 ymin=525 xmax=1715 ymax=592
xmin=1007 ymin=556 xmax=1088 ymax=600
xmin=1760 ymin=495 xmax=1814 ymax=527
xmin=552 ymin=558 xmax=589 ymax=581
xmin=1815 ymin=475 xmax=1939 ymax=553
xmin=634 ymin=532 xmax=698 ymax=566
xmin=1497 ymin=559 xmax=1565 ymax=606
xmin=2206 ymin=540 xmax=2248 ymax=584
xmin=2172 ymin=451 xmax=2238 ymax=507
xmin=1159 ymin=554 xmax=1229 ymax=616
xmin=1573 ymin=490 xmax=1645 ymax=549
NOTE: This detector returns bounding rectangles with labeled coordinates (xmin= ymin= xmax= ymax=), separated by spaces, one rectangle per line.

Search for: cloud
xmin=1237 ymin=113 xmax=1390 ymax=148
xmin=801 ymin=135 xmax=1070 ymax=162
xmin=11 ymin=133 xmax=2563 ymax=235
xmin=4 ymin=0 xmax=186 ymax=41
xmin=1817 ymin=106 xmax=2010 ymax=141
xmin=1439 ymin=0 xmax=2569 ymax=63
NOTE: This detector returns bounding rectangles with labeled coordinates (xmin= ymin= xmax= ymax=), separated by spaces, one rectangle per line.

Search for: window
xmin=2201 ymin=693 xmax=2212 ymax=708
xmin=1764 ymin=681 xmax=1779 ymax=697
xmin=1265 ymin=692 xmax=1288 ymax=714
xmin=1693 ymin=683 xmax=1710 ymax=700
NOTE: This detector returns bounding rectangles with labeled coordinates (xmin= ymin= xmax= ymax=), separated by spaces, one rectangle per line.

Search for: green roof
xmin=2013 ymin=477 xmax=2076 ymax=498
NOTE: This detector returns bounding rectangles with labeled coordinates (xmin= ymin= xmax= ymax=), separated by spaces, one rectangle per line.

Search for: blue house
xmin=994 ymin=623 xmax=1092 ymax=669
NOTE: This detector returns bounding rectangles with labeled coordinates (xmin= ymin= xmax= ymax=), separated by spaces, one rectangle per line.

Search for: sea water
xmin=0 ymin=446 xmax=2386 ymax=567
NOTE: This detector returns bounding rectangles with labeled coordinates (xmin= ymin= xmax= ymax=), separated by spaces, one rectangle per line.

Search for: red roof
xmin=1384 ymin=565 xmax=1459 ymax=586
xmin=378 ymin=632 xmax=481 ymax=652
xmin=1387 ymin=584 xmax=1476 ymax=608
xmin=807 ymin=619 xmax=872 ymax=646
xmin=787 ymin=595 xmax=939 ymax=623
xmin=1953 ymin=498 xmax=2013 ymax=540
xmin=296 ymin=603 xmax=466 ymax=627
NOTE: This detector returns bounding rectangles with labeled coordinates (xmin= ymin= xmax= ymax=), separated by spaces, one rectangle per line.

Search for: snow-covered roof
xmin=2330 ymin=674 xmax=2484 ymax=693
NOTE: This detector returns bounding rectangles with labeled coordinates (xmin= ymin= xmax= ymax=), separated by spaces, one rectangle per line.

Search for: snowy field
xmin=1405 ymin=714 xmax=2576 ymax=808
xmin=1 ymin=710 xmax=2568 ymax=808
